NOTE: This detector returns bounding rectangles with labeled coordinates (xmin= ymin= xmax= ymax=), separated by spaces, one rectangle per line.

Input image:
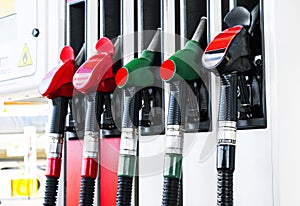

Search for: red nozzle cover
xmin=160 ymin=59 xmax=175 ymax=81
xmin=38 ymin=46 xmax=76 ymax=99
xmin=115 ymin=67 xmax=128 ymax=88
xmin=202 ymin=25 xmax=243 ymax=69
xmin=73 ymin=38 xmax=116 ymax=94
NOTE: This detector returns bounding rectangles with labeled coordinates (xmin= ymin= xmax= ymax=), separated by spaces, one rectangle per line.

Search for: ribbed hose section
xmin=217 ymin=170 xmax=234 ymax=206
xmin=167 ymin=82 xmax=183 ymax=125
xmin=116 ymin=176 xmax=134 ymax=206
xmin=122 ymin=90 xmax=133 ymax=128
xmin=162 ymin=177 xmax=181 ymax=206
xmin=218 ymin=74 xmax=238 ymax=122
xmin=79 ymin=177 xmax=96 ymax=206
xmin=43 ymin=176 xmax=59 ymax=206
xmin=85 ymin=93 xmax=98 ymax=132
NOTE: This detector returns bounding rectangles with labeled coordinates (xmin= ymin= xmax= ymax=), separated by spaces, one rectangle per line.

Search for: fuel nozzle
xmin=115 ymin=29 xmax=164 ymax=135
xmin=38 ymin=44 xmax=84 ymax=206
xmin=202 ymin=5 xmax=260 ymax=76
xmin=160 ymin=17 xmax=207 ymax=82
xmin=159 ymin=17 xmax=209 ymax=206
xmin=73 ymin=37 xmax=121 ymax=135
xmin=160 ymin=17 xmax=209 ymax=132
xmin=115 ymin=29 xmax=161 ymax=89
xmin=202 ymin=5 xmax=260 ymax=206
xmin=115 ymin=29 xmax=162 ymax=206
xmin=73 ymin=37 xmax=121 ymax=206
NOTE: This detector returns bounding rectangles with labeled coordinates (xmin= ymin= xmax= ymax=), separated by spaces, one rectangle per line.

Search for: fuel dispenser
xmin=37 ymin=0 xmax=269 ymax=205
xmin=73 ymin=37 xmax=120 ymax=205
xmin=202 ymin=4 xmax=264 ymax=205
xmin=38 ymin=45 xmax=85 ymax=206
xmin=114 ymin=29 xmax=161 ymax=205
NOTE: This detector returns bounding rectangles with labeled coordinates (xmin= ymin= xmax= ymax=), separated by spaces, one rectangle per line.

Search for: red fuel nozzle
xmin=73 ymin=37 xmax=116 ymax=94
xmin=38 ymin=46 xmax=77 ymax=99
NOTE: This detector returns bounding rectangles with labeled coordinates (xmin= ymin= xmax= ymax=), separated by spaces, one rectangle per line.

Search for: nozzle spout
xmin=113 ymin=36 xmax=121 ymax=61
xmin=147 ymin=28 xmax=161 ymax=52
xmin=192 ymin=17 xmax=207 ymax=43
xmin=75 ymin=43 xmax=86 ymax=67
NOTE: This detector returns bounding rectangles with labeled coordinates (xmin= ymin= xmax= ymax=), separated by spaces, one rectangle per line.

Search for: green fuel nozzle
xmin=160 ymin=17 xmax=207 ymax=82
xmin=115 ymin=29 xmax=161 ymax=206
xmin=115 ymin=29 xmax=161 ymax=88
xmin=160 ymin=17 xmax=207 ymax=206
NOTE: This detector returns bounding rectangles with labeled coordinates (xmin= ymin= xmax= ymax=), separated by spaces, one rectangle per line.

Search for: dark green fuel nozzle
xmin=115 ymin=29 xmax=161 ymax=88
xmin=160 ymin=17 xmax=207 ymax=82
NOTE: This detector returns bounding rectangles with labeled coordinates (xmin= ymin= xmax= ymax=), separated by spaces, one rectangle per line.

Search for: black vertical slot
xmin=221 ymin=0 xmax=230 ymax=30
xmin=103 ymin=0 xmax=121 ymax=40
xmin=221 ymin=0 xmax=267 ymax=129
xmin=175 ymin=0 xmax=181 ymax=50
xmin=69 ymin=1 xmax=86 ymax=56
xmin=185 ymin=0 xmax=207 ymax=41
xmin=140 ymin=0 xmax=161 ymax=48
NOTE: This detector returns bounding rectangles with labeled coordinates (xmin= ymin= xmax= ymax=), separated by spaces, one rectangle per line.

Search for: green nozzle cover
xmin=117 ymin=50 xmax=155 ymax=88
xmin=164 ymin=40 xmax=203 ymax=82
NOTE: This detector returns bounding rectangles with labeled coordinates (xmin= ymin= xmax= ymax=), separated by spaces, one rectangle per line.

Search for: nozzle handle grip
xmin=218 ymin=74 xmax=238 ymax=122
xmin=85 ymin=92 xmax=100 ymax=132
xmin=49 ymin=97 xmax=69 ymax=134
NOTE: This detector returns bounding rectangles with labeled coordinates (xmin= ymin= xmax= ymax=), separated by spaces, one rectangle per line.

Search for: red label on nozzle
xmin=202 ymin=26 xmax=242 ymax=69
xmin=115 ymin=67 xmax=129 ymax=87
xmin=160 ymin=59 xmax=175 ymax=81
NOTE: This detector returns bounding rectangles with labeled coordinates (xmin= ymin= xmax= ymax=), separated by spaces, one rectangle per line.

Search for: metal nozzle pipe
xmin=192 ymin=17 xmax=207 ymax=43
xmin=75 ymin=43 xmax=86 ymax=67
xmin=147 ymin=28 xmax=161 ymax=52
xmin=113 ymin=35 xmax=121 ymax=61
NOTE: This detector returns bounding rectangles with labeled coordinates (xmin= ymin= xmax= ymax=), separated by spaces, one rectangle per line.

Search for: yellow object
xmin=11 ymin=178 xmax=39 ymax=197
xmin=0 ymin=0 xmax=15 ymax=18
xmin=18 ymin=43 xmax=33 ymax=67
